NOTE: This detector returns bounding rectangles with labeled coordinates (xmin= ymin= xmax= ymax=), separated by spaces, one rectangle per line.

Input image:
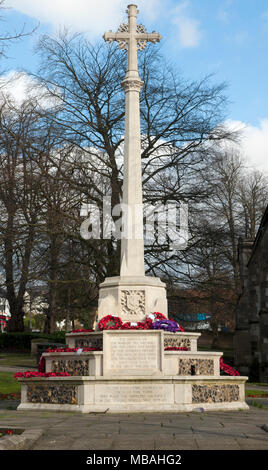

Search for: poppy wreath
xmin=219 ymin=357 xmax=240 ymax=376
xmin=169 ymin=317 xmax=185 ymax=332
xmin=98 ymin=315 xmax=123 ymax=331
xmin=121 ymin=321 xmax=150 ymax=330
xmin=152 ymin=319 xmax=179 ymax=333
xmin=45 ymin=347 xmax=101 ymax=353
xmin=14 ymin=371 xmax=71 ymax=379
xmin=147 ymin=312 xmax=167 ymax=322
xmin=71 ymin=329 xmax=94 ymax=333
xmin=38 ymin=355 xmax=46 ymax=373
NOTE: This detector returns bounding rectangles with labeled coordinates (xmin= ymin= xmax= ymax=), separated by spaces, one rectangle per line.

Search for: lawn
xmin=245 ymin=389 xmax=268 ymax=397
xmin=0 ymin=353 xmax=36 ymax=398
xmin=0 ymin=353 xmax=36 ymax=368
xmin=0 ymin=371 xmax=21 ymax=395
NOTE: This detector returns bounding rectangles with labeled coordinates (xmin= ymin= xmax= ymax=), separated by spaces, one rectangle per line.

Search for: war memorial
xmin=16 ymin=5 xmax=248 ymax=414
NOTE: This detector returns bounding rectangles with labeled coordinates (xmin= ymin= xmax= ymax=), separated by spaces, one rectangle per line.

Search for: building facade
xmin=234 ymin=206 xmax=268 ymax=382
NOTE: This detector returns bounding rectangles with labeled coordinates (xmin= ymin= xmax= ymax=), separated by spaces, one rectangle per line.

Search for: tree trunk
xmin=6 ymin=303 xmax=25 ymax=332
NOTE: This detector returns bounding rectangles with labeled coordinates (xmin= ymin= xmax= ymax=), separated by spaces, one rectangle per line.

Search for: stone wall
xmin=192 ymin=384 xmax=240 ymax=403
xmin=52 ymin=359 xmax=89 ymax=376
xmin=18 ymin=376 xmax=247 ymax=412
xmin=26 ymin=384 xmax=78 ymax=404
xmin=74 ymin=337 xmax=103 ymax=348
xmin=178 ymin=358 xmax=214 ymax=375
xmin=164 ymin=336 xmax=191 ymax=350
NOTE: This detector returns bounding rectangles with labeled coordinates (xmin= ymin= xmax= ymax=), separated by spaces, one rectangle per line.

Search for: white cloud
xmin=0 ymin=71 xmax=58 ymax=109
xmin=171 ymin=1 xmax=202 ymax=48
xmin=227 ymin=119 xmax=268 ymax=174
xmin=7 ymin=0 xmax=162 ymax=38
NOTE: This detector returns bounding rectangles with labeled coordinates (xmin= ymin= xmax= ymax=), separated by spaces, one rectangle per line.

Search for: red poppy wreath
xmin=97 ymin=315 xmax=123 ymax=330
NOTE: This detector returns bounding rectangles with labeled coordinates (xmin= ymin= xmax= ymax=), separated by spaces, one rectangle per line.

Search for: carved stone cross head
xmin=103 ymin=4 xmax=161 ymax=56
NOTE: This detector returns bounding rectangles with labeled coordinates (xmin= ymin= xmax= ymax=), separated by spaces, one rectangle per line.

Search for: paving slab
xmin=236 ymin=438 xmax=268 ymax=450
xmin=110 ymin=437 xmax=156 ymax=450
xmin=70 ymin=438 xmax=114 ymax=450
xmin=0 ymin=406 xmax=268 ymax=450
xmin=195 ymin=437 xmax=242 ymax=450
xmin=154 ymin=436 xmax=198 ymax=450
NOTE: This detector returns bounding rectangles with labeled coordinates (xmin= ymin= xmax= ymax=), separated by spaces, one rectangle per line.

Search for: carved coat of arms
xmin=120 ymin=290 xmax=145 ymax=319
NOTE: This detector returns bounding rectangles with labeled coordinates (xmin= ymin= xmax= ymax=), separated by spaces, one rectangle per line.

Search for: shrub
xmin=0 ymin=332 xmax=66 ymax=351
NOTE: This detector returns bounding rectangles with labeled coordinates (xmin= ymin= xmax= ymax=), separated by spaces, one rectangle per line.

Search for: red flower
xmin=121 ymin=321 xmax=150 ymax=330
xmin=38 ymin=355 xmax=46 ymax=373
xmin=71 ymin=329 xmax=94 ymax=333
xmin=98 ymin=315 xmax=123 ymax=331
xmin=46 ymin=347 xmax=101 ymax=353
xmin=14 ymin=371 xmax=71 ymax=379
xmin=153 ymin=312 xmax=167 ymax=320
xmin=219 ymin=357 xmax=240 ymax=376
xmin=144 ymin=317 xmax=153 ymax=329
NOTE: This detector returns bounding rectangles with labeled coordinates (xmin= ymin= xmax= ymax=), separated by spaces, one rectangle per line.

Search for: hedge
xmin=0 ymin=331 xmax=66 ymax=351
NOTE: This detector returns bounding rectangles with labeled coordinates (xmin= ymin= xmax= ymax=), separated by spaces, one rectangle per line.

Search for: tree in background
xmin=34 ymin=32 xmax=233 ymax=280
xmin=0 ymin=99 xmax=44 ymax=331
xmin=1 ymin=29 xmax=267 ymax=333
xmin=0 ymin=0 xmax=37 ymax=61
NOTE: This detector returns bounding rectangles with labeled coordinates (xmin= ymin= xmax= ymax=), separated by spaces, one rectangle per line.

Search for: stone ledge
xmin=164 ymin=351 xmax=222 ymax=356
xmin=17 ymin=374 xmax=249 ymax=383
xmin=0 ymin=428 xmax=44 ymax=450
xmin=17 ymin=401 xmax=249 ymax=414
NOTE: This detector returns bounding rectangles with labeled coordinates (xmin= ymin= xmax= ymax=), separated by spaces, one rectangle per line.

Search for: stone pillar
xmin=98 ymin=5 xmax=168 ymax=322
xmin=120 ymin=75 xmax=144 ymax=277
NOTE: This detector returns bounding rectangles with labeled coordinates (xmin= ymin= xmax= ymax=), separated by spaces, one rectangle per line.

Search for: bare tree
xmin=0 ymin=0 xmax=38 ymax=60
xmin=33 ymin=31 xmax=234 ymax=281
xmin=0 ymin=99 xmax=43 ymax=331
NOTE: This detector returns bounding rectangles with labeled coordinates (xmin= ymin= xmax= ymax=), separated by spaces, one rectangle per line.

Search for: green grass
xmin=0 ymin=353 xmax=36 ymax=368
xmin=0 ymin=371 xmax=21 ymax=395
xmin=251 ymin=401 xmax=264 ymax=409
xmin=247 ymin=382 xmax=268 ymax=387
xmin=246 ymin=389 xmax=268 ymax=397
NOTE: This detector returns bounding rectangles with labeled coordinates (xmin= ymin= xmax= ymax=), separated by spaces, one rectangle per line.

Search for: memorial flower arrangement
xmin=0 ymin=429 xmax=14 ymax=438
xmin=0 ymin=393 xmax=20 ymax=401
xmin=71 ymin=329 xmax=94 ymax=333
xmin=219 ymin=357 xmax=240 ymax=376
xmin=38 ymin=355 xmax=46 ymax=373
xmin=14 ymin=371 xmax=71 ymax=379
xmin=45 ymin=347 xmax=101 ymax=353
xmin=152 ymin=319 xmax=180 ymax=333
xmin=121 ymin=321 xmax=151 ymax=330
xmin=98 ymin=315 xmax=123 ymax=330
xmin=96 ymin=312 xmax=184 ymax=332
xmin=68 ymin=312 xmax=184 ymax=332
xmin=147 ymin=312 xmax=167 ymax=322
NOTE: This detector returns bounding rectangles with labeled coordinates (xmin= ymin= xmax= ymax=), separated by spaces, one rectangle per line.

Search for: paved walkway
xmin=1 ymin=366 xmax=268 ymax=450
xmin=0 ymin=365 xmax=37 ymax=373
xmin=0 ymin=406 xmax=268 ymax=450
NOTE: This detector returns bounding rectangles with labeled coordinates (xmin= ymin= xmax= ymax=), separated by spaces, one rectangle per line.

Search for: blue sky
xmin=2 ymin=0 xmax=268 ymax=172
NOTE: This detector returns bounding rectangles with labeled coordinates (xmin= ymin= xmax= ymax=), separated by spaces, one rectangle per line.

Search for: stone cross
xmin=104 ymin=4 xmax=161 ymax=277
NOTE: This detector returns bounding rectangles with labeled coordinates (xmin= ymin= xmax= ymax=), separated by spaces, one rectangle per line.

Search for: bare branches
xmin=0 ymin=0 xmax=39 ymax=59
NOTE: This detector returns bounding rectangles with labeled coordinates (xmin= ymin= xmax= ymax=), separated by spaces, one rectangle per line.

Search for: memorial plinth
xmin=18 ymin=329 xmax=248 ymax=413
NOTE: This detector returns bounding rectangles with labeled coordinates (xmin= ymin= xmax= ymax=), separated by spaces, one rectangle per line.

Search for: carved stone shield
xmin=120 ymin=290 xmax=145 ymax=319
